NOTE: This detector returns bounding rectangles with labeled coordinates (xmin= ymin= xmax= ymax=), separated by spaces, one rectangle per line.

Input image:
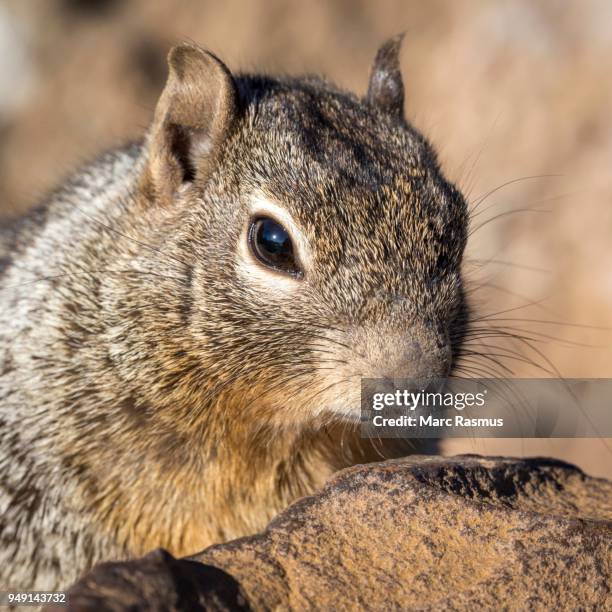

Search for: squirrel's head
xmin=139 ymin=37 xmax=468 ymax=428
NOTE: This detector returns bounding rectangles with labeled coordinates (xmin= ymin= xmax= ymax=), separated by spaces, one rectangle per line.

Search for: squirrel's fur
xmin=0 ymin=37 xmax=468 ymax=590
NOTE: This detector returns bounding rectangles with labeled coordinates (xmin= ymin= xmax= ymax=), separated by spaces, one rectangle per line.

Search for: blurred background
xmin=0 ymin=0 xmax=610 ymax=477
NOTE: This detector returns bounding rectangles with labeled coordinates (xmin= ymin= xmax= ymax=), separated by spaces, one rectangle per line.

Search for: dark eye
xmin=248 ymin=217 xmax=301 ymax=276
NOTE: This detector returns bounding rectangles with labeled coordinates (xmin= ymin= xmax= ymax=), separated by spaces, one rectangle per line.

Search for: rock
xmin=48 ymin=455 xmax=612 ymax=611
xmin=45 ymin=549 xmax=249 ymax=612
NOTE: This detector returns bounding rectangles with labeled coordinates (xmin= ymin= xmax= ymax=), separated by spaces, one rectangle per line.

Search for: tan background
xmin=0 ymin=0 xmax=610 ymax=477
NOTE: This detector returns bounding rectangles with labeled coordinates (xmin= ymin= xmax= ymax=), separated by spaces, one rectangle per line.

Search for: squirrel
xmin=0 ymin=35 xmax=469 ymax=591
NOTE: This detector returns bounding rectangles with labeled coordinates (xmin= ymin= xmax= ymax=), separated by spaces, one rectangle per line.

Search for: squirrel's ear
xmin=145 ymin=43 xmax=238 ymax=204
xmin=366 ymin=34 xmax=405 ymax=120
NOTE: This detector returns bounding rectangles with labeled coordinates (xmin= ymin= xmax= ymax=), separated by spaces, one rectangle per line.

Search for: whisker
xmin=469 ymin=174 xmax=561 ymax=212
xmin=465 ymin=258 xmax=550 ymax=274
xmin=469 ymin=208 xmax=550 ymax=237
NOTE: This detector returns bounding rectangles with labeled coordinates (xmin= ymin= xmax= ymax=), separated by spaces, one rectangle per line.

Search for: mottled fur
xmin=0 ymin=39 xmax=468 ymax=590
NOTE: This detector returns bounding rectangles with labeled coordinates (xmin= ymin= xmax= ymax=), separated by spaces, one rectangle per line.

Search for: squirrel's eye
xmin=248 ymin=217 xmax=301 ymax=276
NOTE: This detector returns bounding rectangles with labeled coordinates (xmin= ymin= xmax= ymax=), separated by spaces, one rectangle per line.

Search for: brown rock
xmin=50 ymin=455 xmax=612 ymax=611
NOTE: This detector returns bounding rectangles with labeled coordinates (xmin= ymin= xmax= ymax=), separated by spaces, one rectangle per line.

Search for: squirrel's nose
xmin=344 ymin=321 xmax=452 ymax=383
xmin=359 ymin=330 xmax=452 ymax=383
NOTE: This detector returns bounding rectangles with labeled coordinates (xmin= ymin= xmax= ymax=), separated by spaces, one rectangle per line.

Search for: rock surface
xmin=48 ymin=455 xmax=612 ymax=611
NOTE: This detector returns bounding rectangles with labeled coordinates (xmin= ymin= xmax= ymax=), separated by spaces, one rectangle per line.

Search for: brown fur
xmin=0 ymin=39 xmax=469 ymax=589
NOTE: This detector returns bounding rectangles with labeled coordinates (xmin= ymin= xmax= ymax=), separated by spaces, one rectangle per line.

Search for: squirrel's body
xmin=0 ymin=39 xmax=468 ymax=590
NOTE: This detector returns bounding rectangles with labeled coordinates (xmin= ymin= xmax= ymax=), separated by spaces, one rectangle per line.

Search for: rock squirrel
xmin=0 ymin=36 xmax=469 ymax=590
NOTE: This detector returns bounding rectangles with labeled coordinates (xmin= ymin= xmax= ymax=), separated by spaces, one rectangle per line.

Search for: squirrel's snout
xmin=341 ymin=324 xmax=453 ymax=383
xmin=370 ymin=340 xmax=452 ymax=383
